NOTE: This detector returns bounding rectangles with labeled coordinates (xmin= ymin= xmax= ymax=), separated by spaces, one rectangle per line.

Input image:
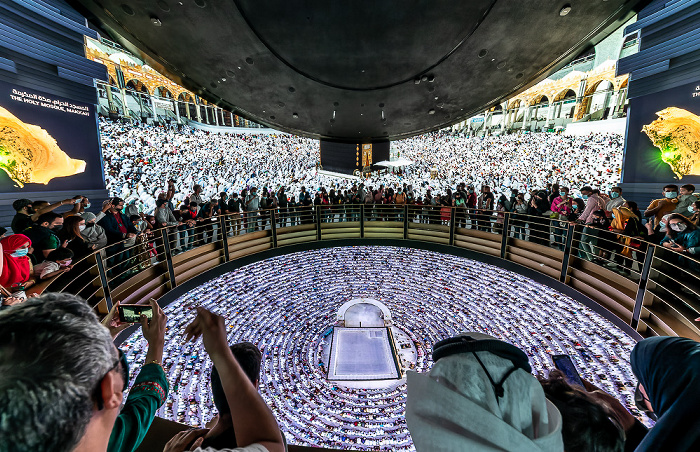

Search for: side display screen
xmin=623 ymin=81 xmax=700 ymax=184
xmin=0 ymin=80 xmax=104 ymax=192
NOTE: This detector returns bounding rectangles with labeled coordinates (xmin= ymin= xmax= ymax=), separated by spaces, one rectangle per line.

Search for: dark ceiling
xmin=71 ymin=0 xmax=646 ymax=141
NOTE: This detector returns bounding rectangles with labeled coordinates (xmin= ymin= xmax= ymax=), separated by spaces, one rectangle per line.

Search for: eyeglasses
xmin=634 ymin=382 xmax=657 ymax=421
xmin=93 ymin=349 xmax=129 ymax=410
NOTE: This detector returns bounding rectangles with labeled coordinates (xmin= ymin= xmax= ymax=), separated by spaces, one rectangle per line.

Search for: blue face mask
xmin=689 ymin=206 xmax=696 ymax=213
xmin=559 ymin=192 xmax=567 ymax=197
xmin=85 ymin=203 xmax=91 ymax=208
xmin=665 ymin=192 xmax=678 ymax=199
xmin=11 ymin=248 xmax=28 ymax=257
xmin=582 ymin=195 xmax=588 ymax=200
xmin=612 ymin=213 xmax=616 ymax=219
xmin=611 ymin=192 xmax=620 ymax=199
xmin=572 ymin=204 xmax=578 ymax=210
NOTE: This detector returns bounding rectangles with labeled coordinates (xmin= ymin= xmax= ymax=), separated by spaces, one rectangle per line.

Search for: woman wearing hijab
xmin=609 ymin=206 xmax=645 ymax=273
xmin=660 ymin=214 xmax=700 ymax=273
xmin=630 ymin=336 xmax=700 ymax=451
xmin=0 ymin=234 xmax=35 ymax=292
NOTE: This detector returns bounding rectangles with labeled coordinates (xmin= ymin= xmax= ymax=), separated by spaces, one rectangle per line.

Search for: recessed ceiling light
xmin=428 ymin=109 xmax=435 ymax=115
xmin=150 ymin=17 xmax=162 ymax=26
xmin=560 ymin=5 xmax=572 ymax=16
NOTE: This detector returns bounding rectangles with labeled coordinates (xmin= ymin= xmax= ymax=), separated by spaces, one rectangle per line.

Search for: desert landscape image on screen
xmin=0 ymin=105 xmax=86 ymax=188
xmin=642 ymin=106 xmax=700 ymax=179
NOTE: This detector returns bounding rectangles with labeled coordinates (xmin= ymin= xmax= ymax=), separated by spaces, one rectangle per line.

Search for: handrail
xmin=43 ymin=206 xmax=700 ymax=340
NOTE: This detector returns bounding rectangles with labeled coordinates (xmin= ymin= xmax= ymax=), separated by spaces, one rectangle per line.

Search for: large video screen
xmin=623 ymin=81 xmax=700 ymax=184
xmin=320 ymin=140 xmax=390 ymax=175
xmin=0 ymin=80 xmax=104 ymax=192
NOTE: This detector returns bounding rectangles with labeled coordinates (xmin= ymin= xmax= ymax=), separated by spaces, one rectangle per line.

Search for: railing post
xmin=219 ymin=215 xmax=230 ymax=262
xmin=500 ymin=212 xmax=510 ymax=259
xmin=559 ymin=223 xmax=576 ymax=283
xmin=315 ymin=205 xmax=322 ymax=241
xmin=403 ymin=205 xmax=409 ymax=239
xmin=270 ymin=209 xmax=278 ymax=248
xmin=360 ymin=204 xmax=365 ymax=238
xmin=95 ymin=250 xmax=112 ymax=311
xmin=449 ymin=207 xmax=456 ymax=246
xmin=632 ymin=245 xmax=655 ymax=329
xmin=161 ymin=228 xmax=177 ymax=289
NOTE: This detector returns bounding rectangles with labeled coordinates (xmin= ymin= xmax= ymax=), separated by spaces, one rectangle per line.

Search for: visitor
xmin=22 ymin=212 xmax=64 ymax=264
xmin=33 ymin=248 xmax=74 ymax=280
xmin=644 ymin=185 xmax=680 ymax=228
xmin=605 ymin=187 xmax=626 ymax=213
xmin=630 ymin=336 xmax=700 ymax=451
xmin=163 ymin=307 xmax=285 ymax=452
xmin=0 ymin=234 xmax=34 ymax=293
xmin=672 ymin=184 xmax=698 ymax=214
xmin=406 ymin=333 xmax=563 ymax=451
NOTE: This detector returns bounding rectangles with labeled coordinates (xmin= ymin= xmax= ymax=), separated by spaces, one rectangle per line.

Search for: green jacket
xmin=108 ymin=363 xmax=169 ymax=452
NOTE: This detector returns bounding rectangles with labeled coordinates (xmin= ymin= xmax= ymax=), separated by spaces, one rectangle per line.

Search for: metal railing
xmin=42 ymin=206 xmax=700 ymax=341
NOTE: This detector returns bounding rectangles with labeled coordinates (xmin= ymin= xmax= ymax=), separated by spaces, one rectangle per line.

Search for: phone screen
xmin=119 ymin=305 xmax=153 ymax=323
xmin=552 ymin=354 xmax=585 ymax=387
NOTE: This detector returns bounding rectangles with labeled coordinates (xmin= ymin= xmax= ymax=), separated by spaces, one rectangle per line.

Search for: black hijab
xmin=630 ymin=337 xmax=700 ymax=451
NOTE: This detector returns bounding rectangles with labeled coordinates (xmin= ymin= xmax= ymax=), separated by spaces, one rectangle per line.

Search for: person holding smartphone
xmin=102 ymin=298 xmax=169 ymax=452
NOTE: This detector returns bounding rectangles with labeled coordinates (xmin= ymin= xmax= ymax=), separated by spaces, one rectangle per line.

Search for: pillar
xmin=230 ymin=112 xmax=235 ymax=127
xmin=105 ymin=85 xmax=115 ymax=113
xmin=214 ymin=108 xmax=219 ymax=126
xmin=150 ymin=95 xmax=157 ymax=122
xmin=173 ymin=99 xmax=180 ymax=122
xmin=195 ymin=102 xmax=202 ymax=122
xmin=120 ymin=88 xmax=131 ymax=118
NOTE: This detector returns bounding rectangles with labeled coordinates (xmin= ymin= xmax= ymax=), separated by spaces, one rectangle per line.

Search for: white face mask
xmin=670 ymin=222 xmax=687 ymax=232
xmin=79 ymin=224 xmax=86 ymax=232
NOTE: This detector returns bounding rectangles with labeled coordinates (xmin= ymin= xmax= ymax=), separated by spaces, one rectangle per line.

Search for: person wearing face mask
xmin=80 ymin=212 xmax=109 ymax=250
xmin=246 ymin=187 xmax=260 ymax=233
xmin=59 ymin=215 xmax=97 ymax=260
xmin=33 ymin=247 xmax=74 ymax=280
xmin=22 ymin=212 xmax=63 ymax=264
xmin=605 ymin=187 xmax=626 ymax=213
xmin=10 ymin=197 xmax=76 ymax=234
xmin=567 ymin=198 xmax=585 ymax=223
xmin=630 ymin=336 xmax=700 ymax=452
xmin=0 ymin=234 xmax=34 ymax=292
xmin=644 ymin=184 xmax=680 ymax=228
xmin=687 ymin=200 xmax=700 ymax=226
xmin=661 ymin=214 xmax=700 ymax=272
xmin=551 ymin=187 xmax=573 ymax=250
xmin=672 ymin=184 xmax=698 ymax=215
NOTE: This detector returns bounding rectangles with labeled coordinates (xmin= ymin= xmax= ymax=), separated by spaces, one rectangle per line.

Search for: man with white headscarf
xmin=406 ymin=332 xmax=563 ymax=452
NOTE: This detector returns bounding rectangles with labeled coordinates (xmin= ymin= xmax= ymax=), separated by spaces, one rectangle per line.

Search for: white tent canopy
xmin=374 ymin=158 xmax=414 ymax=168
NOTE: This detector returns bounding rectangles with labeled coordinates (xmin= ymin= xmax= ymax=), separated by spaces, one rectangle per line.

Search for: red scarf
xmin=0 ymin=234 xmax=32 ymax=288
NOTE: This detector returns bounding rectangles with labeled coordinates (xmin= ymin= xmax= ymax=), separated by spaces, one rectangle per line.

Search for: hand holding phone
xmin=118 ymin=304 xmax=154 ymax=323
xmin=552 ymin=354 xmax=585 ymax=388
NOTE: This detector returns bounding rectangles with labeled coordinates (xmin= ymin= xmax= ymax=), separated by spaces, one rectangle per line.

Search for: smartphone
xmin=552 ymin=354 xmax=585 ymax=388
xmin=118 ymin=304 xmax=153 ymax=323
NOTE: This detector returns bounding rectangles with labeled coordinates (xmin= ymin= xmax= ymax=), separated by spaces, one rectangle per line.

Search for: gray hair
xmin=0 ymin=293 xmax=117 ymax=452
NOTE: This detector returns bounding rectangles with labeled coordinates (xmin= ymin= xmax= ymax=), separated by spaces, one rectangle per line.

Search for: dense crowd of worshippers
xmin=118 ymin=247 xmax=643 ymax=450
xmin=99 ymin=120 xmax=622 ymax=213
xmin=0 ymin=293 xmax=698 ymax=452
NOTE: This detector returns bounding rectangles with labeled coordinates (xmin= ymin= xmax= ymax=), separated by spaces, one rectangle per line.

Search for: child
xmin=34 ymin=248 xmax=74 ymax=280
